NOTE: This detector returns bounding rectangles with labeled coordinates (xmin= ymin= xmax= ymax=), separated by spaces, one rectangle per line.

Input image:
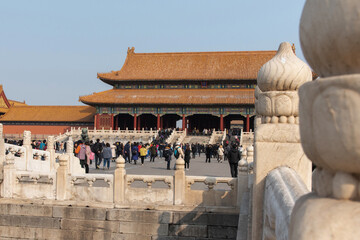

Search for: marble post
xmin=47 ymin=136 xmax=56 ymax=171
xmin=174 ymin=156 xmax=185 ymax=205
xmin=23 ymin=131 xmax=33 ymax=171
xmin=114 ymin=155 xmax=126 ymax=204
xmin=2 ymin=153 xmax=15 ymax=198
xmin=56 ymin=154 xmax=69 ymax=200
xmin=290 ymin=1 xmax=360 ymax=239
xmin=252 ymin=42 xmax=312 ymax=240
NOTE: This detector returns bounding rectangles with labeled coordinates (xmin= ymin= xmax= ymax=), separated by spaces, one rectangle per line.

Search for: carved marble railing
xmin=185 ymin=176 xmax=237 ymax=206
xmin=125 ymin=175 xmax=174 ymax=205
xmin=13 ymin=171 xmax=56 ymax=199
xmin=263 ymin=167 xmax=309 ymax=240
xmin=176 ymin=129 xmax=187 ymax=144
xmin=0 ymin=127 xmax=243 ymax=210
xmin=240 ymin=131 xmax=254 ymax=148
xmin=222 ymin=129 xmax=227 ymax=143
xmin=4 ymin=144 xmax=26 ymax=170
xmin=209 ymin=129 xmax=225 ymax=144
xmin=166 ymin=130 xmax=185 ymax=144
xmin=55 ymin=127 xmax=158 ymax=144
xmin=69 ymin=174 xmax=114 ymax=202
xmin=5 ymin=143 xmax=51 ymax=172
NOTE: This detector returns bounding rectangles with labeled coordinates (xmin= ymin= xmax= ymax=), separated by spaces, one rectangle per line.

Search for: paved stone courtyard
xmin=89 ymin=154 xmax=232 ymax=177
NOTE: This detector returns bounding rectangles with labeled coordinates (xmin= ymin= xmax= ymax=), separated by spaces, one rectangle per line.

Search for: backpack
xmin=163 ymin=150 xmax=170 ymax=159
xmin=132 ymin=147 xmax=138 ymax=155
xmin=174 ymin=148 xmax=180 ymax=159
xmin=79 ymin=145 xmax=87 ymax=160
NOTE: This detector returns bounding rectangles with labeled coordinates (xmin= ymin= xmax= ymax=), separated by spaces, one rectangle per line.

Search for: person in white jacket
xmin=217 ymin=145 xmax=224 ymax=163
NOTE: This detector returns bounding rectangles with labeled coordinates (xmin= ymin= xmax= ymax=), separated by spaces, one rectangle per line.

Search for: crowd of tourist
xmin=5 ymin=127 xmax=245 ymax=177
xmin=70 ymin=137 xmax=244 ymax=176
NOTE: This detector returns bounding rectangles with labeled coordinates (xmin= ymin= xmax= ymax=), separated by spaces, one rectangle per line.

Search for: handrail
xmin=263 ymin=167 xmax=309 ymax=240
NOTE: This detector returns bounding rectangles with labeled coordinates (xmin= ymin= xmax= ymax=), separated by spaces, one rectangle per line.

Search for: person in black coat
xmin=227 ymin=142 xmax=241 ymax=177
xmin=163 ymin=144 xmax=173 ymax=170
xmin=205 ymin=144 xmax=212 ymax=163
xmin=184 ymin=144 xmax=191 ymax=170
xmin=191 ymin=143 xmax=197 ymax=159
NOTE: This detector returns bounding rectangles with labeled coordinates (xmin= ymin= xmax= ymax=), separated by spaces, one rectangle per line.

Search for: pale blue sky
xmin=0 ymin=0 xmax=307 ymax=105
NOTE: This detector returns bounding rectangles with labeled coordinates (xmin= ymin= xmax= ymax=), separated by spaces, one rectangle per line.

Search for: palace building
xmin=80 ymin=47 xmax=277 ymax=132
xmin=0 ymin=85 xmax=95 ymax=139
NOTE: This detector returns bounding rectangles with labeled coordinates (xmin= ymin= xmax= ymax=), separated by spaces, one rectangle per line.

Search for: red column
xmin=157 ymin=114 xmax=160 ymax=130
xmin=110 ymin=114 xmax=114 ymax=129
xmin=160 ymin=116 xmax=164 ymax=129
xmin=220 ymin=114 xmax=224 ymax=131
xmin=137 ymin=115 xmax=141 ymax=130
xmin=115 ymin=115 xmax=118 ymax=130
xmin=246 ymin=114 xmax=250 ymax=132
xmin=182 ymin=114 xmax=186 ymax=130
xmin=94 ymin=114 xmax=98 ymax=129
xmin=133 ymin=114 xmax=137 ymax=130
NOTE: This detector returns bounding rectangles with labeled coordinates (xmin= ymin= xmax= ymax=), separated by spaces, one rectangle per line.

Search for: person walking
xmin=191 ymin=144 xmax=197 ymax=159
xmin=205 ymin=144 xmax=211 ymax=163
xmin=139 ymin=144 xmax=147 ymax=165
xmin=93 ymin=139 xmax=103 ymax=169
xmin=102 ymin=143 xmax=112 ymax=169
xmin=150 ymin=144 xmax=157 ymax=162
xmin=75 ymin=141 xmax=92 ymax=173
xmin=131 ymin=143 xmax=139 ymax=165
xmin=124 ymin=141 xmax=131 ymax=163
xmin=218 ymin=145 xmax=224 ymax=163
xmin=227 ymin=142 xmax=241 ymax=177
xmin=184 ymin=144 xmax=191 ymax=170
xmin=163 ymin=144 xmax=172 ymax=170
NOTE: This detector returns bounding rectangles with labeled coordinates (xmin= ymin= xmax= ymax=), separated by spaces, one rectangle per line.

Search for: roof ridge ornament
xmin=127 ymin=47 xmax=135 ymax=55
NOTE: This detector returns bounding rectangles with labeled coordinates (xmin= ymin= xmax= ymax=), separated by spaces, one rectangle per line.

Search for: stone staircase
xmin=240 ymin=132 xmax=254 ymax=149
xmin=0 ymin=202 xmax=239 ymax=240
xmin=182 ymin=136 xmax=210 ymax=145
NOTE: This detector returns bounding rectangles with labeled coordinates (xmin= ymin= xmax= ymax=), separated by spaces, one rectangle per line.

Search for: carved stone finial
xmin=127 ymin=47 xmax=135 ymax=55
xmin=175 ymin=157 xmax=185 ymax=170
xmin=300 ymin=0 xmax=360 ymax=78
xmin=258 ymin=42 xmax=312 ymax=92
xmin=116 ymin=155 xmax=125 ymax=169
xmin=58 ymin=154 xmax=69 ymax=167
xmin=256 ymin=42 xmax=312 ymax=124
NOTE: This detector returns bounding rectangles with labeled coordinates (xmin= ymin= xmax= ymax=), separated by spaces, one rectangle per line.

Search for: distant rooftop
xmin=0 ymin=106 xmax=95 ymax=123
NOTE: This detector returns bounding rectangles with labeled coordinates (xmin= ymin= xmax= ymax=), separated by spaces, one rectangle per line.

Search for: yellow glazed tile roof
xmin=98 ymin=48 xmax=277 ymax=83
xmin=0 ymin=106 xmax=96 ymax=122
